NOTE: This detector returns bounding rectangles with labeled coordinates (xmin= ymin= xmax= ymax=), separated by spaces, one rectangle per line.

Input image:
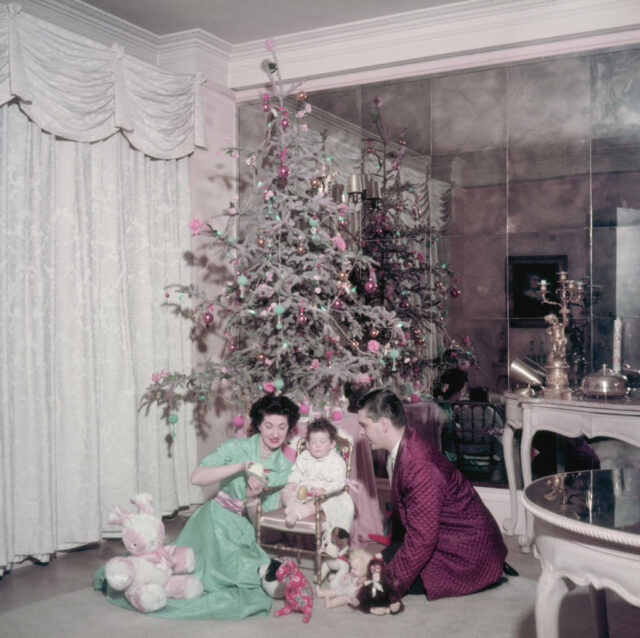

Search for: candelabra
xmin=539 ymin=271 xmax=586 ymax=398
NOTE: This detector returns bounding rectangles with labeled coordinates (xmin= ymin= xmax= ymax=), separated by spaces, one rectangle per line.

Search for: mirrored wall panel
xmin=239 ymin=45 xmax=640 ymax=397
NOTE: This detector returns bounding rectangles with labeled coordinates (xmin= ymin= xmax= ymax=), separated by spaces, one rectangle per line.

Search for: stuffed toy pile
xmin=104 ymin=493 xmax=203 ymax=613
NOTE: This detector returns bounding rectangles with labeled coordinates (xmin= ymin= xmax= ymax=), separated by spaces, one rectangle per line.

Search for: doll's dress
xmin=333 ymin=571 xmax=361 ymax=598
xmin=94 ymin=435 xmax=292 ymax=619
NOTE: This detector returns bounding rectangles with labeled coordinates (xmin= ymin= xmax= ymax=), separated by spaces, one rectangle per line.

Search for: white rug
xmin=4 ymin=574 xmax=640 ymax=638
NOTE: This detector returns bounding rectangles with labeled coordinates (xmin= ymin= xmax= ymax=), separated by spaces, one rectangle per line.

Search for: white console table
xmin=503 ymin=392 xmax=640 ymax=549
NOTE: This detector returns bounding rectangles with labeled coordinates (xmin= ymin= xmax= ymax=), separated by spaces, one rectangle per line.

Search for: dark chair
xmin=449 ymin=401 xmax=505 ymax=481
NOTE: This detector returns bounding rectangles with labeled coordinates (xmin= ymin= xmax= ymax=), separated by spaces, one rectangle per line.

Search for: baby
xmin=282 ymin=417 xmax=354 ymax=532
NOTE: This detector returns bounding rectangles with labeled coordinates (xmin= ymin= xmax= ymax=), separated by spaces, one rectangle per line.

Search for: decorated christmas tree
xmin=145 ymin=41 xmax=475 ymax=427
xmin=347 ymin=98 xmax=478 ymax=394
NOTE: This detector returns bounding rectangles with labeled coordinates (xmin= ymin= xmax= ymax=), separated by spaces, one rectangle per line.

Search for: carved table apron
xmin=503 ymin=392 xmax=640 ymax=549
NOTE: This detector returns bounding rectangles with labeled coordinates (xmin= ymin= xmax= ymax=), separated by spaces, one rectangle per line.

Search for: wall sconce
xmin=346 ymin=174 xmax=364 ymax=203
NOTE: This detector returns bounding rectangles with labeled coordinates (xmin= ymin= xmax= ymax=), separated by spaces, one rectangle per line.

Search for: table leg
xmin=589 ymin=586 xmax=610 ymax=638
xmin=536 ymin=567 xmax=570 ymax=638
xmin=519 ymin=417 xmax=535 ymax=552
xmin=502 ymin=423 xmax=519 ymax=535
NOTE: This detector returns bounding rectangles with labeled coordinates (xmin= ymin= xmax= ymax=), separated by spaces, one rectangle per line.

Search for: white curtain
xmin=0 ymin=4 xmax=204 ymax=573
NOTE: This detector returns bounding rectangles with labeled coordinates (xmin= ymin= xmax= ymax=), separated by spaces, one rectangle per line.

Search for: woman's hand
xmin=246 ymin=474 xmax=265 ymax=499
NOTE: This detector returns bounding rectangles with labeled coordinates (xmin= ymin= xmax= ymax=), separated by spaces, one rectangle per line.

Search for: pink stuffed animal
xmin=104 ymin=493 xmax=203 ymax=613
xmin=273 ymin=558 xmax=314 ymax=623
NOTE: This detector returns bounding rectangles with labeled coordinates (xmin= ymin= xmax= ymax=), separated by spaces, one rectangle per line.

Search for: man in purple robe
xmin=358 ymin=389 xmax=508 ymax=601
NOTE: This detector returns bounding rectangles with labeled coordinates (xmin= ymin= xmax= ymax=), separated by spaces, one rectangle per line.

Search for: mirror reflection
xmin=239 ymin=45 xmax=640 ymax=398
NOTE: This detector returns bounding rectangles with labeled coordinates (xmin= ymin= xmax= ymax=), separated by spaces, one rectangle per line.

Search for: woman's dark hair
xmin=432 ymin=368 xmax=468 ymax=401
xmin=248 ymin=395 xmax=300 ymax=435
xmin=357 ymin=389 xmax=406 ymax=428
xmin=306 ymin=417 xmax=337 ymax=441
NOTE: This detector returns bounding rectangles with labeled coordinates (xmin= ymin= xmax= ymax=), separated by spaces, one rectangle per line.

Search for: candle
xmin=540 ymin=279 xmax=547 ymax=292
xmin=613 ymin=317 xmax=622 ymax=372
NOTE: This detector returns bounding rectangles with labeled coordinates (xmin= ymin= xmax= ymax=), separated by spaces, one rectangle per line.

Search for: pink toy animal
xmin=274 ymin=558 xmax=314 ymax=623
xmin=104 ymin=493 xmax=203 ymax=613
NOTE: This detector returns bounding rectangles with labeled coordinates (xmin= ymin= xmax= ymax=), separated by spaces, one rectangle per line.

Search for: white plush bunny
xmin=104 ymin=493 xmax=203 ymax=613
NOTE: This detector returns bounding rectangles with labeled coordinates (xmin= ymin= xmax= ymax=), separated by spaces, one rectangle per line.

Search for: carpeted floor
xmin=2 ymin=514 xmax=640 ymax=638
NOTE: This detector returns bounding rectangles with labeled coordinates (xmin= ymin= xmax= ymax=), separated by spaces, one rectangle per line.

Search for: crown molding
xmin=156 ymin=29 xmax=232 ymax=87
xmin=11 ymin=0 xmax=640 ymax=95
xmin=228 ymin=0 xmax=640 ymax=89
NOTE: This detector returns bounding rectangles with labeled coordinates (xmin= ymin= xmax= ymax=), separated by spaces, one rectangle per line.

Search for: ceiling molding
xmin=12 ymin=0 xmax=640 ymax=93
xmin=228 ymin=0 xmax=640 ymax=89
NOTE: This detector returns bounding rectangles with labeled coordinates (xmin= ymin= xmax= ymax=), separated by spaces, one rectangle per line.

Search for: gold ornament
xmin=338 ymin=271 xmax=348 ymax=281
xmin=350 ymin=339 xmax=360 ymax=349
xmin=369 ymin=327 xmax=380 ymax=338
xmin=310 ymin=177 xmax=320 ymax=189
xmin=296 ymin=244 xmax=307 ymax=255
xmin=297 ymin=90 xmax=308 ymax=101
xmin=257 ymin=353 xmax=265 ymax=362
xmin=257 ymin=236 xmax=266 ymax=248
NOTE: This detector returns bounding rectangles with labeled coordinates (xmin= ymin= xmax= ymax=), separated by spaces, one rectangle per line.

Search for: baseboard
xmin=475 ymin=486 xmax=526 ymax=537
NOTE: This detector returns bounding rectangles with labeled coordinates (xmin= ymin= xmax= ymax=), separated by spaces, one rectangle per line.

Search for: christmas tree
xmin=145 ymin=40 xmax=475 ymax=427
xmin=349 ymin=97 xmax=478 ymax=394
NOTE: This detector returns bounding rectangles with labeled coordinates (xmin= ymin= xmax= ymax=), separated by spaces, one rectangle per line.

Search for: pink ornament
xmin=364 ymin=279 xmax=377 ymax=294
xmin=232 ymin=414 xmax=245 ymax=428
xmin=201 ymin=311 xmax=214 ymax=326
xmin=262 ymin=102 xmax=270 ymax=112
xmin=410 ymin=393 xmax=420 ymax=403
xmin=331 ymin=409 xmax=343 ymax=421
xmin=450 ymin=286 xmax=461 ymax=297
xmin=263 ymin=381 xmax=275 ymax=393
xmin=299 ymin=402 xmax=311 ymax=415
xmin=367 ymin=339 xmax=380 ymax=354
xmin=331 ymin=298 xmax=345 ymax=310
xmin=297 ymin=313 xmax=308 ymax=326
xmin=278 ymin=164 xmax=290 ymax=179
xmin=281 ymin=117 xmax=289 ymax=129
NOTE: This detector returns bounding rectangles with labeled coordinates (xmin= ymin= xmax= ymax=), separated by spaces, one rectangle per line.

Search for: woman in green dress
xmin=97 ymin=394 xmax=300 ymax=619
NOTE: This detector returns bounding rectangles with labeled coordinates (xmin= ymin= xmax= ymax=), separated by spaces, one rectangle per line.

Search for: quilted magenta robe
xmin=387 ymin=427 xmax=507 ymax=600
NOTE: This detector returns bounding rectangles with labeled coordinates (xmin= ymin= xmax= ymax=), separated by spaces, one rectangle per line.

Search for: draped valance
xmin=0 ymin=3 xmax=207 ymax=159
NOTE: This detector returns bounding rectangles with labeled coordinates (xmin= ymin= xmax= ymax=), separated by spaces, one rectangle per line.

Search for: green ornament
xmin=237 ymin=274 xmax=249 ymax=286
xmin=309 ymin=217 xmax=319 ymax=227
xmin=274 ymin=377 xmax=284 ymax=391
xmin=389 ymin=348 xmax=400 ymax=359
xmin=274 ymin=304 xmax=285 ymax=315
xmin=168 ymin=413 xmax=179 ymax=424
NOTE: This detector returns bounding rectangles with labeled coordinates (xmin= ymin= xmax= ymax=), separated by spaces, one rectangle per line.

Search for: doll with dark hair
xmin=354 ymin=555 xmax=403 ymax=615
xmin=281 ymin=417 xmax=354 ymax=532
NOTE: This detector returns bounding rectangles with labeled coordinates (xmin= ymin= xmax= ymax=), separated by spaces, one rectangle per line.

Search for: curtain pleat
xmin=0 ymin=99 xmax=200 ymax=574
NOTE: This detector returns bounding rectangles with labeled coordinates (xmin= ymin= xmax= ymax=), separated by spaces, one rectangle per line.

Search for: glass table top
xmin=524 ymin=468 xmax=640 ymax=535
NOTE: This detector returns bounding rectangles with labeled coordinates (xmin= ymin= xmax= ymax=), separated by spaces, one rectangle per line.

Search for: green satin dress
xmin=94 ymin=434 xmax=292 ymax=619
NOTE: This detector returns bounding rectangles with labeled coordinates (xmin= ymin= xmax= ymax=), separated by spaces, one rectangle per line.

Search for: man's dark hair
xmin=357 ymin=389 xmax=406 ymax=428
xmin=248 ymin=394 xmax=300 ymax=435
